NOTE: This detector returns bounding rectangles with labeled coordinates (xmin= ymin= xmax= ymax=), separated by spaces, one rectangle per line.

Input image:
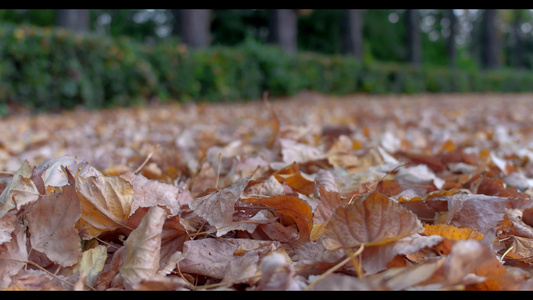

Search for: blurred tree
xmin=172 ymin=9 xmax=212 ymax=49
xmin=406 ymin=9 xmax=421 ymax=65
xmin=503 ymin=9 xmax=531 ymax=69
xmin=298 ymin=9 xmax=342 ymax=54
xmin=55 ymin=9 xmax=90 ymax=33
xmin=0 ymin=9 xmax=55 ymax=26
xmin=210 ymin=9 xmax=269 ymax=46
xmin=363 ymin=10 xmax=405 ymax=63
xmin=91 ymin=9 xmax=170 ymax=42
xmin=269 ymin=9 xmax=297 ymax=54
xmin=446 ymin=9 xmax=457 ymax=67
xmin=480 ymin=9 xmax=501 ymax=69
xmin=341 ymin=9 xmax=364 ymax=59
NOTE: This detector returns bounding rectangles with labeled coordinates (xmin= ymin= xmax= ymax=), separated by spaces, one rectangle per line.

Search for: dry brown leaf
xmin=120 ymin=171 xmax=190 ymax=217
xmin=119 ymin=206 xmax=167 ymax=289
xmin=256 ymin=252 xmax=306 ymax=290
xmin=26 ymin=167 xmax=82 ymax=266
xmin=0 ymin=160 xmax=39 ymax=218
xmin=313 ymin=168 xmax=338 ymax=195
xmin=0 ymin=211 xmax=17 ymax=244
xmin=445 ymin=194 xmax=508 ymax=234
xmin=322 ymin=191 xmax=423 ymax=250
xmin=361 ymin=234 xmax=443 ymax=275
xmin=178 ymin=238 xmax=280 ymax=280
xmin=246 ymin=195 xmax=313 ymax=243
xmin=0 ymin=225 xmax=28 ymax=289
xmin=313 ymin=184 xmax=347 ymax=225
xmin=188 ymin=175 xmax=251 ymax=236
xmin=75 ymin=173 xmax=134 ymax=239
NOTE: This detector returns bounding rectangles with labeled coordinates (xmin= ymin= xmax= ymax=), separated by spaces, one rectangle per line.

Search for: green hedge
xmin=2 ymin=24 xmax=533 ymax=114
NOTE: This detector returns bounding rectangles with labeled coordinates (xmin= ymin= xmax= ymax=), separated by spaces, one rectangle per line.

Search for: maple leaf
xmin=322 ymin=191 xmax=423 ymax=250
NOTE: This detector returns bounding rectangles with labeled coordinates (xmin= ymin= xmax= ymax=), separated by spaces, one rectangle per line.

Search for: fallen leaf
xmin=361 ymin=234 xmax=443 ymax=275
xmin=423 ymin=224 xmax=484 ymax=241
xmin=188 ymin=176 xmax=251 ymax=236
xmin=178 ymin=238 xmax=280 ymax=280
xmin=120 ymin=171 xmax=189 ymax=217
xmin=0 ymin=160 xmax=39 ymax=218
xmin=73 ymin=245 xmax=107 ymax=286
xmin=75 ymin=173 xmax=134 ymax=239
xmin=322 ymin=191 xmax=423 ymax=250
xmin=0 ymin=225 xmax=28 ymax=289
xmin=119 ymin=206 xmax=167 ymax=289
xmin=246 ymin=195 xmax=313 ymax=243
xmin=27 ymin=167 xmax=82 ymax=266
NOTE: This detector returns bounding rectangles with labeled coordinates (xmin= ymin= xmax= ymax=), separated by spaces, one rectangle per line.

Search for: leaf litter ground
xmin=3 ymin=92 xmax=533 ymax=290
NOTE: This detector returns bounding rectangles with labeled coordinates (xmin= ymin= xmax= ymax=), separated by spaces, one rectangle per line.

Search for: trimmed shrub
xmin=1 ymin=23 xmax=533 ymax=115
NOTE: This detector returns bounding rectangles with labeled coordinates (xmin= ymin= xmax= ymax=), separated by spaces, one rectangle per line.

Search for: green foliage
xmin=0 ymin=24 xmax=156 ymax=112
xmin=2 ymin=23 xmax=533 ymax=114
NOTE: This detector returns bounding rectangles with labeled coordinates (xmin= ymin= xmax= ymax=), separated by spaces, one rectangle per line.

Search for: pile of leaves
xmin=3 ymin=92 xmax=533 ymax=290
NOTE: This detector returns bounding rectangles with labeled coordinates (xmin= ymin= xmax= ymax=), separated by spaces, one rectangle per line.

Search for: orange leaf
xmin=246 ymin=195 xmax=312 ymax=243
xmin=274 ymin=172 xmax=314 ymax=196
xmin=423 ymin=224 xmax=484 ymax=241
xmin=322 ymin=191 xmax=423 ymax=250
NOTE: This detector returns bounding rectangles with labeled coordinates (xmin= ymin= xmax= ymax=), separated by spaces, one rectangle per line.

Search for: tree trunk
xmin=173 ymin=9 xmax=211 ymax=49
xmin=342 ymin=9 xmax=364 ymax=60
xmin=269 ymin=9 xmax=298 ymax=54
xmin=405 ymin=9 xmax=421 ymax=66
xmin=446 ymin=9 xmax=457 ymax=67
xmin=512 ymin=10 xmax=525 ymax=69
xmin=55 ymin=9 xmax=90 ymax=33
xmin=481 ymin=9 xmax=500 ymax=69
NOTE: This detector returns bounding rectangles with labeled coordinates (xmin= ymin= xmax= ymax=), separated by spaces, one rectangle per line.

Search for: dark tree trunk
xmin=342 ymin=9 xmax=363 ymax=60
xmin=513 ymin=15 xmax=524 ymax=69
xmin=481 ymin=9 xmax=500 ymax=69
xmin=446 ymin=9 xmax=457 ymax=67
xmin=268 ymin=9 xmax=298 ymax=54
xmin=173 ymin=9 xmax=212 ymax=49
xmin=55 ymin=9 xmax=90 ymax=33
xmin=405 ymin=9 xmax=421 ymax=66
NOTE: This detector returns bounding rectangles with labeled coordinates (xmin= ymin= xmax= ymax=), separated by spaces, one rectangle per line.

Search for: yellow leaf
xmin=74 ymin=245 xmax=107 ymax=286
xmin=423 ymin=224 xmax=484 ymax=241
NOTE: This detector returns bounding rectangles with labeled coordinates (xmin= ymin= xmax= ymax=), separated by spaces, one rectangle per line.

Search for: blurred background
xmin=0 ymin=9 xmax=532 ymax=114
